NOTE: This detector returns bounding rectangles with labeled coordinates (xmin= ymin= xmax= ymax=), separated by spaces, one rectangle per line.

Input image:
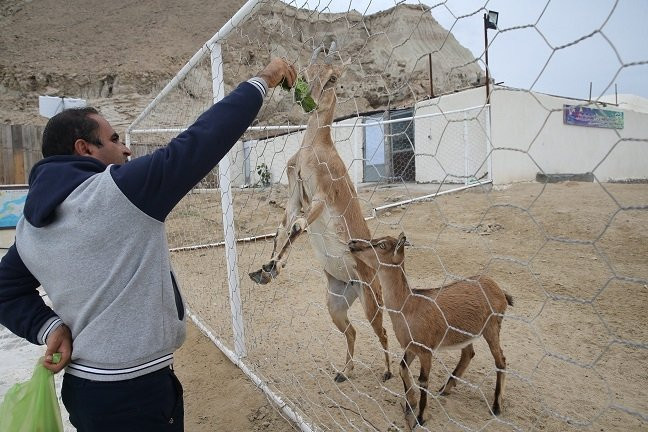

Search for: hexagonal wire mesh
xmin=126 ymin=1 xmax=647 ymax=430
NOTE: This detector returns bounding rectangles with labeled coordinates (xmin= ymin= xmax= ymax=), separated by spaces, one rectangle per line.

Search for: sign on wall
xmin=563 ymin=104 xmax=624 ymax=129
xmin=0 ymin=187 xmax=28 ymax=228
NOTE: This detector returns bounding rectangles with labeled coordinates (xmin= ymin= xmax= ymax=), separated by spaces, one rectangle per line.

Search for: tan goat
xmin=249 ymin=42 xmax=392 ymax=383
xmin=348 ymin=232 xmax=512 ymax=428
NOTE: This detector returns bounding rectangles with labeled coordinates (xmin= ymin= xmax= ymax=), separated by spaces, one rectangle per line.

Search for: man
xmin=0 ymin=58 xmax=296 ymax=431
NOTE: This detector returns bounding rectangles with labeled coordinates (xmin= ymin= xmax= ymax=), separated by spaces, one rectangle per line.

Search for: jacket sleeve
xmin=0 ymin=244 xmax=61 ymax=345
xmin=111 ymin=80 xmax=266 ymax=222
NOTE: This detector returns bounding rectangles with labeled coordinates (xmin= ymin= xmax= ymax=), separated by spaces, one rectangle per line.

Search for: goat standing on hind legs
xmin=348 ymin=233 xmax=513 ymax=429
xmin=248 ymin=42 xmax=392 ymax=383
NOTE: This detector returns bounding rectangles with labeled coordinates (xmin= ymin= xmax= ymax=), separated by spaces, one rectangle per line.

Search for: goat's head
xmin=348 ymin=232 xmax=409 ymax=268
xmin=302 ymin=40 xmax=344 ymax=113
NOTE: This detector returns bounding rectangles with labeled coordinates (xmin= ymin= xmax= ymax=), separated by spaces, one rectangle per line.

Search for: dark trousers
xmin=61 ymin=366 xmax=184 ymax=432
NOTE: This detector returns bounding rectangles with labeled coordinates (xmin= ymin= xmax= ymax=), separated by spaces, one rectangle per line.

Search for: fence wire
xmin=128 ymin=1 xmax=647 ymax=430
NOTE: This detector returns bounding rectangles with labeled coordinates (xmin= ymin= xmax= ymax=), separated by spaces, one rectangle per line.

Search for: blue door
xmin=363 ymin=114 xmax=385 ymax=182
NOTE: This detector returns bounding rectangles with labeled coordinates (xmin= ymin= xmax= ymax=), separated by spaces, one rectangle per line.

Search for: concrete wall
xmin=489 ymin=87 xmax=648 ymax=184
xmin=233 ymin=86 xmax=647 ymax=188
xmin=414 ymin=85 xmax=647 ymax=185
xmin=333 ymin=118 xmax=364 ymax=186
xmin=227 ymin=131 xmax=302 ymax=188
xmin=237 ymin=118 xmax=363 ymax=188
xmin=414 ymin=88 xmax=490 ymax=183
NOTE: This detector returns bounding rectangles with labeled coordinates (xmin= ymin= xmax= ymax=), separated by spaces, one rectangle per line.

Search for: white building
xmin=231 ymin=86 xmax=648 ymax=188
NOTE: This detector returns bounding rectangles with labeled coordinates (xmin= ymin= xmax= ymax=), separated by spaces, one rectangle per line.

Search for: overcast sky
xmin=283 ymin=0 xmax=648 ymax=100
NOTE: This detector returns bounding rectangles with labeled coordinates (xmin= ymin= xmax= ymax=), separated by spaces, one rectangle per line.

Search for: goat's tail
xmin=504 ymin=293 xmax=514 ymax=307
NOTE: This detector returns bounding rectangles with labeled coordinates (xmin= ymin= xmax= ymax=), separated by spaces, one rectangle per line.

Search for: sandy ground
xmin=0 ymin=317 xmax=295 ymax=432
xmin=1 ymin=2 xmax=644 ymax=431
xmin=167 ymin=180 xmax=648 ymax=431
xmin=175 ymin=322 xmax=297 ymax=432
xmin=1 ymin=181 xmax=645 ymax=431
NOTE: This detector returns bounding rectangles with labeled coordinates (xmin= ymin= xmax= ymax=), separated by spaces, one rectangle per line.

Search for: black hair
xmin=41 ymin=107 xmax=101 ymax=157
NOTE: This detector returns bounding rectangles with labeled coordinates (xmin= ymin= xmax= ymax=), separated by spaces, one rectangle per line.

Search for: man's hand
xmin=43 ymin=324 xmax=72 ymax=373
xmin=258 ymin=58 xmax=297 ymax=89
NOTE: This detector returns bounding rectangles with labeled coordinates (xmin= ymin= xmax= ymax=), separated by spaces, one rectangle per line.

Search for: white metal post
xmin=486 ymin=104 xmax=493 ymax=183
xmin=463 ymin=110 xmax=469 ymax=185
xmin=211 ymin=42 xmax=246 ymax=358
xmin=352 ymin=118 xmax=361 ymax=188
xmin=243 ymin=141 xmax=252 ymax=185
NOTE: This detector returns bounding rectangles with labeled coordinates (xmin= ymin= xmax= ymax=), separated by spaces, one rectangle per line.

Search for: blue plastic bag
xmin=0 ymin=357 xmax=63 ymax=432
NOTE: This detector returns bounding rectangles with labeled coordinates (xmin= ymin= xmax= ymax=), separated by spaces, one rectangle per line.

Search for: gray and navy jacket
xmin=0 ymin=78 xmax=267 ymax=381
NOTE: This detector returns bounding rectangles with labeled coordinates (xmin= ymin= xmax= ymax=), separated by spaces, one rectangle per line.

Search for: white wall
xmin=489 ymin=87 xmax=648 ymax=184
xmin=227 ymin=140 xmax=246 ymax=187
xmin=415 ymin=87 xmax=490 ymax=183
xmin=235 ymin=86 xmax=647 ymax=188
xmin=332 ymin=118 xmax=364 ymax=187
xmin=238 ymin=118 xmax=363 ymax=188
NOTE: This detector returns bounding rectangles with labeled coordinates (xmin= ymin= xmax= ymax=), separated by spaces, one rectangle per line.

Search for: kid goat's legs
xmin=416 ymin=351 xmax=432 ymax=426
xmin=399 ymin=348 xmax=418 ymax=425
xmin=438 ymin=343 xmax=476 ymax=395
xmin=484 ymin=320 xmax=507 ymax=415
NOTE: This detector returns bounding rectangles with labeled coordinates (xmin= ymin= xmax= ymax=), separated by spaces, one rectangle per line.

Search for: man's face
xmin=86 ymin=114 xmax=132 ymax=165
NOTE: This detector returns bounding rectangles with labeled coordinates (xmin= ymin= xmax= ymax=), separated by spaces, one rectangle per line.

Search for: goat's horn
xmin=310 ymin=44 xmax=325 ymax=65
xmin=395 ymin=233 xmax=408 ymax=255
xmin=324 ymin=41 xmax=337 ymax=65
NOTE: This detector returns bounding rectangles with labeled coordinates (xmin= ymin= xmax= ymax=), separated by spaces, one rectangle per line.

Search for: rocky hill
xmin=0 ymin=0 xmax=483 ymax=129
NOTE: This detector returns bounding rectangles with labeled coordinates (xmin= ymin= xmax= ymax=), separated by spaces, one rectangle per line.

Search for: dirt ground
xmin=167 ymin=180 xmax=647 ymax=431
xmin=174 ymin=322 xmax=296 ymax=432
xmin=2 ymin=2 xmax=644 ymax=431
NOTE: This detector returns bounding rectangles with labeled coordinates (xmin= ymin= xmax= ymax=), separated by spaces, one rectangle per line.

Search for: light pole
xmin=428 ymin=53 xmax=434 ymax=98
xmin=484 ymin=10 xmax=498 ymax=103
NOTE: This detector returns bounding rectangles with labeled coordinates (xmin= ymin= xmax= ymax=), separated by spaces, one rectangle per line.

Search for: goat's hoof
xmin=248 ymin=269 xmax=271 ymax=285
xmin=261 ymin=260 xmax=278 ymax=275
xmin=403 ymin=407 xmax=418 ymax=431
xmin=401 ymin=401 xmax=417 ymax=415
xmin=382 ymin=371 xmax=393 ymax=382
xmin=492 ymin=404 xmax=501 ymax=416
xmin=249 ymin=261 xmax=280 ymax=284
xmin=333 ymin=372 xmax=348 ymax=383
xmin=438 ymin=386 xmax=451 ymax=396
xmin=291 ymin=217 xmax=307 ymax=235
xmin=438 ymin=380 xmax=454 ymax=396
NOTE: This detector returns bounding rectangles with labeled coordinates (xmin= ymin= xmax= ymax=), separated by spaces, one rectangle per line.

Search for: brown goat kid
xmin=348 ymin=233 xmax=513 ymax=429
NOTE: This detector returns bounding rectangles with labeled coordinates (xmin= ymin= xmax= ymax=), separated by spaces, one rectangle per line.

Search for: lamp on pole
xmin=483 ymin=10 xmax=498 ymax=103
